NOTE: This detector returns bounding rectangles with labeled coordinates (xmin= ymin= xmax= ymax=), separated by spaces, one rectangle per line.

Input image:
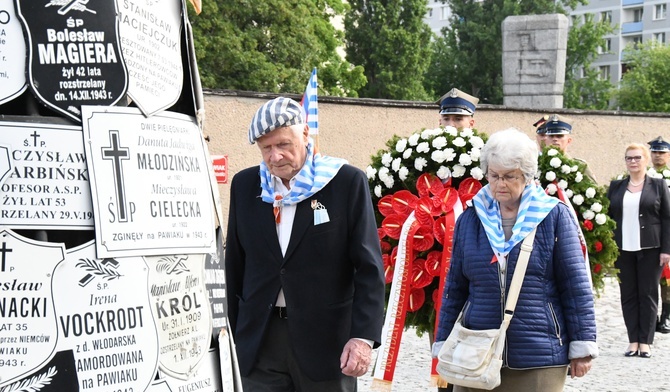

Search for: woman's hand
xmin=660 ymin=253 xmax=670 ymax=266
xmin=569 ymin=356 xmax=592 ymax=378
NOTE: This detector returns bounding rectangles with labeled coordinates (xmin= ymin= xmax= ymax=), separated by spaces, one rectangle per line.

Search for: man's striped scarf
xmin=259 ymin=138 xmax=347 ymax=206
xmin=472 ymin=183 xmax=558 ymax=260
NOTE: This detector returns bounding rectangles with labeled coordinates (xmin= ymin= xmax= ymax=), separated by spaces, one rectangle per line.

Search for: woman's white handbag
xmin=436 ymin=228 xmax=536 ymax=390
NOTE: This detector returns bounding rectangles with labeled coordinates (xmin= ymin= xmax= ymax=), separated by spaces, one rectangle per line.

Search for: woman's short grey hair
xmin=480 ymin=128 xmax=538 ymax=181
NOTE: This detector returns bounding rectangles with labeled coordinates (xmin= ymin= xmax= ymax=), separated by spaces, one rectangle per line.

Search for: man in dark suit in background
xmin=225 ymin=97 xmax=385 ymax=391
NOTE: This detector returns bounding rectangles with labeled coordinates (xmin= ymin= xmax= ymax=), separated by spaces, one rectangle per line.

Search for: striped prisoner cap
xmin=248 ymin=97 xmax=305 ymax=144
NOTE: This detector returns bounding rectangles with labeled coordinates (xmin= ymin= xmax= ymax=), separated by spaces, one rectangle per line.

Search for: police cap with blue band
xmin=248 ymin=97 xmax=306 ymax=144
xmin=437 ymin=88 xmax=479 ymax=116
xmin=649 ymin=136 xmax=670 ymax=152
xmin=537 ymin=114 xmax=572 ymax=135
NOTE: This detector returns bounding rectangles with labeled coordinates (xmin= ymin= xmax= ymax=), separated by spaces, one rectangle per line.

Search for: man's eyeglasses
xmin=625 ymin=156 xmax=642 ymax=162
xmin=486 ymin=173 xmax=523 ymax=183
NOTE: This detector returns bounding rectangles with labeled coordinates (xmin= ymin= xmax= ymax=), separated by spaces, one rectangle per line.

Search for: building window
xmin=600 ymin=11 xmax=612 ymax=23
xmin=599 ymin=65 xmax=610 ymax=80
xmin=655 ymin=4 xmax=667 ymax=20
xmin=440 ymin=6 xmax=449 ymax=20
xmin=598 ymin=38 xmax=612 ymax=54
xmin=654 ymin=32 xmax=666 ymax=43
xmin=428 ymin=8 xmax=433 ymax=18
xmin=633 ymin=8 xmax=644 ymax=23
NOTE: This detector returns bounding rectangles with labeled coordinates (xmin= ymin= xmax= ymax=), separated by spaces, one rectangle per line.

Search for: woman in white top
xmin=607 ymin=143 xmax=670 ymax=358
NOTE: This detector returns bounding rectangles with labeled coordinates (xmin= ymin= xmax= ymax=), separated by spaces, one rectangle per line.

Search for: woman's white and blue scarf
xmin=259 ymin=138 xmax=347 ymax=206
xmin=472 ymin=182 xmax=558 ymax=260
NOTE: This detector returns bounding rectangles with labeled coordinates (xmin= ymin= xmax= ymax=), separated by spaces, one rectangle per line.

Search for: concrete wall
xmin=204 ymin=90 xmax=670 ymax=222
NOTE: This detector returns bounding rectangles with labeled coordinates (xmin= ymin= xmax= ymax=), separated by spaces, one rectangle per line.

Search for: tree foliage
xmin=616 ymin=41 xmax=670 ymax=112
xmin=563 ymin=14 xmax=614 ymax=109
xmin=424 ymin=0 xmax=610 ymax=109
xmin=187 ymin=0 xmax=366 ymax=96
xmin=344 ymin=0 xmax=434 ymax=100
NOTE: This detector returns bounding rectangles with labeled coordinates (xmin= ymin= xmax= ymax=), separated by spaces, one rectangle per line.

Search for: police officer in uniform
xmin=437 ymin=88 xmax=479 ymax=129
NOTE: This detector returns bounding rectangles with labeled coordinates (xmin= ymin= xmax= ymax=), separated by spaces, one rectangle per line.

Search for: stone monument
xmin=502 ymin=14 xmax=569 ymax=108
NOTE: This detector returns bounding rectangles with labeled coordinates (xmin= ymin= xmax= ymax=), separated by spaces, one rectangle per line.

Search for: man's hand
xmin=569 ymin=356 xmax=592 ymax=378
xmin=340 ymin=339 xmax=372 ymax=377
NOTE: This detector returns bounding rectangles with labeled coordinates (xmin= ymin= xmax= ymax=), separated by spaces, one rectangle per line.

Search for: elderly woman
xmin=433 ymin=128 xmax=598 ymax=391
xmin=607 ymin=143 xmax=670 ymax=358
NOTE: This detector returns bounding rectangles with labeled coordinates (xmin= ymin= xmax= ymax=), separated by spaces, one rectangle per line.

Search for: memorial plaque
xmin=0 ymin=0 xmax=27 ymax=105
xmin=0 ymin=229 xmax=64 ymax=387
xmin=157 ymin=349 xmax=223 ymax=392
xmin=82 ymin=106 xmax=216 ymax=258
xmin=16 ymin=0 xmax=128 ymax=121
xmin=52 ymin=241 xmax=159 ymax=392
xmin=0 ymin=122 xmax=93 ymax=230
xmin=0 ymin=350 xmax=79 ymax=391
xmin=0 ymin=143 xmax=10 ymax=183
xmin=146 ymin=254 xmax=212 ymax=379
xmin=117 ymin=0 xmax=183 ymax=116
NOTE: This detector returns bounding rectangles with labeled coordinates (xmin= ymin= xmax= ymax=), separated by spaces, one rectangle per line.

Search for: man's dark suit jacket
xmin=225 ymin=164 xmax=385 ymax=382
xmin=607 ymin=175 xmax=670 ymax=253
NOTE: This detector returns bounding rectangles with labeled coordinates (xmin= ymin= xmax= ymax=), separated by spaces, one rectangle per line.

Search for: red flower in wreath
xmin=582 ymin=220 xmax=594 ymax=231
xmin=593 ymin=263 xmax=602 ymax=274
xmin=594 ymin=241 xmax=603 ymax=253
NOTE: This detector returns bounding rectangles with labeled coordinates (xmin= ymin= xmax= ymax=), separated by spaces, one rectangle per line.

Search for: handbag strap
xmin=503 ymin=227 xmax=537 ymax=320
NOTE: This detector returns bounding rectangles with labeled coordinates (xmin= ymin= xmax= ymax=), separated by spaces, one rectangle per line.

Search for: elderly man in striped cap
xmin=225 ymin=96 xmax=385 ymax=391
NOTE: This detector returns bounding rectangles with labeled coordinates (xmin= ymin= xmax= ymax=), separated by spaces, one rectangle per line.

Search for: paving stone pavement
xmin=358 ymin=277 xmax=670 ymax=392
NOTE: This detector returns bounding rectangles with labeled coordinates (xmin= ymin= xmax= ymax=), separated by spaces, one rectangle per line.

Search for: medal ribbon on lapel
xmin=273 ymin=195 xmax=283 ymax=223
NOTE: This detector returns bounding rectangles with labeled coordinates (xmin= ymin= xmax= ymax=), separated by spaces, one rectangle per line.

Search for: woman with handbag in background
xmin=432 ymin=128 xmax=598 ymax=391
xmin=607 ymin=143 xmax=670 ymax=359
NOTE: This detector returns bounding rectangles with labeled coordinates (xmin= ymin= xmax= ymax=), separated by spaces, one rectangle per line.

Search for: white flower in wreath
xmin=421 ymin=128 xmax=442 ymax=140
xmin=470 ymin=148 xmax=481 ymax=161
xmin=565 ymin=189 xmax=574 ymax=198
xmin=547 ymin=148 xmax=559 ymax=157
xmin=395 ymin=138 xmax=408 ymax=153
xmin=408 ymin=133 xmax=420 ymax=146
xmin=470 ymin=136 xmax=485 ymax=149
xmin=545 ymin=171 xmax=557 ymax=181
xmin=399 ymin=166 xmax=409 ymax=180
xmin=431 ymin=150 xmax=447 ymax=164
xmin=561 ymin=165 xmax=571 ymax=174
xmin=366 ymin=165 xmax=377 ymax=180
xmin=664 ymin=169 xmax=670 ymax=178
xmin=452 ymin=165 xmax=466 ymax=177
xmin=444 ymin=148 xmax=457 ymax=162
xmin=445 ymin=126 xmax=458 ymax=137
xmin=583 ymin=210 xmax=595 ymax=220
xmin=453 ymin=137 xmax=466 ymax=147
xmin=550 ymin=157 xmax=562 ymax=168
xmin=415 ymin=157 xmax=428 ymax=171
xmin=417 ymin=142 xmax=430 ymax=153
xmin=437 ymin=166 xmax=451 ymax=180
xmin=432 ymin=136 xmax=448 ymax=149
xmin=459 ymin=153 xmax=473 ymax=166
xmin=572 ymin=194 xmax=584 ymax=206
xmin=374 ymin=185 xmax=382 ymax=198
xmin=571 ymin=165 xmax=579 ymax=173
xmin=383 ymin=176 xmax=394 ymax=189
xmin=378 ymin=167 xmax=390 ymax=181
xmin=403 ymin=148 xmax=413 ymax=160
xmin=616 ymin=174 xmax=625 ymax=180
xmin=546 ymin=183 xmax=558 ymax=195
xmin=648 ymin=168 xmax=660 ymax=178
xmin=575 ymin=172 xmax=583 ymax=183
xmin=591 ymin=202 xmax=603 ymax=213
xmin=381 ymin=153 xmax=392 ymax=167
xmin=392 ymin=157 xmax=402 ymax=172
xmin=471 ymin=167 xmax=484 ymax=180
xmin=595 ymin=213 xmax=607 ymax=225
xmin=460 ymin=128 xmax=474 ymax=137
xmin=585 ymin=187 xmax=596 ymax=198
xmin=558 ymin=179 xmax=568 ymax=190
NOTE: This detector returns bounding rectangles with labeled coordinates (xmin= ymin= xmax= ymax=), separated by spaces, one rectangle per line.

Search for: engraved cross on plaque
xmin=102 ymin=130 xmax=131 ymax=222
xmin=0 ymin=241 xmax=12 ymax=272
